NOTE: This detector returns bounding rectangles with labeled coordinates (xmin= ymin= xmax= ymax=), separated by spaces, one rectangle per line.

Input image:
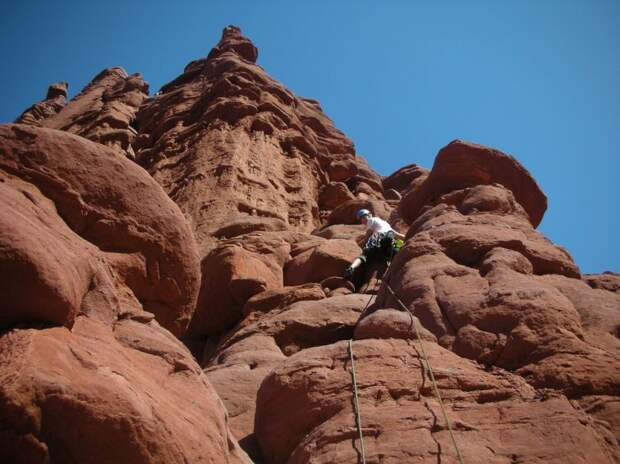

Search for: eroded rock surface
xmin=256 ymin=339 xmax=613 ymax=464
xmin=0 ymin=124 xmax=248 ymax=464
xmin=134 ymin=26 xmax=385 ymax=257
xmin=0 ymin=124 xmax=200 ymax=336
xmin=0 ymin=317 xmax=250 ymax=464
xmin=17 ymin=68 xmax=148 ymax=158
xmin=15 ymin=82 xmax=68 ymax=126
xmin=6 ymin=24 xmax=619 ymax=464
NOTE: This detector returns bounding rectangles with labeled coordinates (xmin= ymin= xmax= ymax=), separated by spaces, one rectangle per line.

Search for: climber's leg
xmin=345 ymin=255 xmax=366 ymax=279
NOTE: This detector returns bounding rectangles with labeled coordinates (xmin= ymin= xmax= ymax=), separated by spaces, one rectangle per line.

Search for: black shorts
xmin=360 ymin=231 xmax=395 ymax=263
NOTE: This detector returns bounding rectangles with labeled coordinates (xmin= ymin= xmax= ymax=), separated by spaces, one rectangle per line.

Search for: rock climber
xmin=345 ymin=209 xmax=405 ymax=280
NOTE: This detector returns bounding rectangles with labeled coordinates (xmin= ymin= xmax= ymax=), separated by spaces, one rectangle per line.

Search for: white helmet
xmin=356 ymin=209 xmax=371 ymax=220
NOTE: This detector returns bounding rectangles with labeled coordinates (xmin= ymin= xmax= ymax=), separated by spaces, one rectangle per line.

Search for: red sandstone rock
xmin=215 ymin=293 xmax=370 ymax=358
xmin=204 ymin=334 xmax=285 ymax=461
xmin=318 ymin=181 xmax=356 ymax=209
xmin=0 ymin=173 xmax=94 ymax=328
xmin=204 ymin=293 xmax=370 ymax=460
xmin=4 ymin=24 xmax=619 ymax=464
xmin=400 ymin=140 xmax=547 ymax=227
xmin=284 ymin=238 xmax=361 ymax=286
xmin=539 ymin=273 xmax=620 ymax=354
xmin=255 ymin=338 xmax=613 ymax=464
xmin=0 ymin=126 xmax=246 ymax=463
xmin=326 ymin=159 xmax=358 ymax=182
xmin=189 ymin=231 xmax=313 ymax=337
xmin=320 ymin=276 xmax=355 ymax=293
xmin=242 ymin=284 xmax=326 ymax=316
xmin=312 ymin=223 xmax=366 ymax=241
xmin=584 ymin=272 xmax=620 ymax=294
xmin=17 ymin=68 xmax=149 ymax=158
xmin=207 ymin=25 xmax=258 ymax=63
xmin=15 ymin=82 xmax=68 ymax=125
xmin=341 ymin=152 xmax=384 ymax=198
xmin=0 ymin=124 xmax=200 ymax=335
xmin=354 ymin=308 xmax=437 ymax=341
xmin=190 ymin=243 xmax=282 ymax=335
xmin=327 ymin=198 xmax=393 ymax=226
xmin=574 ymin=395 xmax=620 ymax=462
xmin=135 ymin=26 xmax=383 ymax=259
xmin=213 ymin=216 xmax=288 ymax=239
xmin=380 ymin=150 xmax=619 ymax=403
xmin=132 ymin=26 xmax=384 ymax=343
xmin=0 ymin=316 xmax=250 ymax=464
xmin=383 ymin=163 xmax=429 ymax=193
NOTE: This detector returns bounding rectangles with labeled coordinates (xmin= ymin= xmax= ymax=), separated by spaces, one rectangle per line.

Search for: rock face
xmin=0 ymin=124 xmax=200 ymax=336
xmin=15 ymin=82 xmax=68 ymax=125
xmin=256 ymin=339 xmax=612 ymax=464
xmin=5 ymin=24 xmax=619 ymax=464
xmin=17 ymin=68 xmax=149 ymax=158
xmin=133 ymin=25 xmax=381 ymax=257
xmin=247 ymin=140 xmax=619 ymax=463
xmin=399 ymin=140 xmax=548 ymax=227
xmin=0 ymin=318 xmax=250 ymax=464
xmin=0 ymin=125 xmax=248 ymax=463
xmin=385 ymin=141 xmax=618 ymax=397
xmin=129 ymin=26 xmax=389 ymax=340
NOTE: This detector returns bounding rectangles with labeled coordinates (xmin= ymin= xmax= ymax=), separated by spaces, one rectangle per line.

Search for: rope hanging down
xmin=384 ymin=283 xmax=466 ymax=464
xmin=346 ymin=257 xmax=465 ymax=464
xmin=347 ymin=339 xmax=367 ymax=464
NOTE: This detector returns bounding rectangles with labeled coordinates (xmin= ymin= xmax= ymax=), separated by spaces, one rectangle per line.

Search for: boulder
xmin=0 ymin=317 xmax=250 ymax=464
xmin=326 ymin=159 xmax=358 ymax=181
xmin=242 ymin=284 xmax=326 ymax=316
xmin=318 ymin=181 xmax=355 ymax=209
xmin=312 ymin=223 xmax=366 ymax=241
xmin=382 ymin=163 xmax=429 ymax=193
xmin=400 ymin=140 xmax=547 ymax=227
xmin=215 ymin=293 xmax=371 ymax=357
xmin=15 ymin=82 xmax=68 ymax=126
xmin=0 ymin=124 xmax=200 ymax=336
xmin=205 ymin=334 xmax=285 ymax=462
xmin=190 ymin=244 xmax=282 ymax=336
xmin=584 ymin=272 xmax=620 ymax=293
xmin=255 ymin=338 xmax=611 ymax=464
xmin=327 ymin=198 xmax=393 ymax=225
xmin=354 ymin=308 xmax=437 ymax=341
xmin=284 ymin=239 xmax=360 ymax=285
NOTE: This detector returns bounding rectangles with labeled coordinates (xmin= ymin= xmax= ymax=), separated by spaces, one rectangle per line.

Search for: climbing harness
xmin=348 ymin=339 xmax=367 ymax=464
xmin=347 ymin=251 xmax=466 ymax=464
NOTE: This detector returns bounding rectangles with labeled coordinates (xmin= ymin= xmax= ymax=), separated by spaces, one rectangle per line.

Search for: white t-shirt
xmin=365 ymin=216 xmax=393 ymax=238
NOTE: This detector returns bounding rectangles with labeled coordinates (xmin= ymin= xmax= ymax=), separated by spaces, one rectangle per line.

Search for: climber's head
xmin=356 ymin=208 xmax=371 ymax=224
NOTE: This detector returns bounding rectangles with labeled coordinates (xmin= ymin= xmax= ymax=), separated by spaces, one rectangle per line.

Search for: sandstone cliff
xmin=2 ymin=26 xmax=618 ymax=464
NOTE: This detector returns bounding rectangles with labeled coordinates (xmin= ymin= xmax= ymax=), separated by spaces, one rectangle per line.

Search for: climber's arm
xmin=393 ymin=230 xmax=405 ymax=240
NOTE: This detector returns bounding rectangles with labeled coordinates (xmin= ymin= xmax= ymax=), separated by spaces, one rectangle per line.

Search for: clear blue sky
xmin=2 ymin=1 xmax=618 ymax=274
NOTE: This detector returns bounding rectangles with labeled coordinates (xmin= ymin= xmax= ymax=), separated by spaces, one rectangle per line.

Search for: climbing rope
xmin=347 ymin=339 xmax=367 ymax=464
xmin=384 ymin=283 xmax=466 ymax=464
xmin=347 ymin=248 xmax=465 ymax=464
xmin=358 ymin=269 xmax=383 ymax=317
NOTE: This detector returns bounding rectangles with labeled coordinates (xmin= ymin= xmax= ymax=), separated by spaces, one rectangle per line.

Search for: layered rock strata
xmin=16 ymin=67 xmax=148 ymax=158
xmin=4 ymin=25 xmax=619 ymax=464
xmin=0 ymin=125 xmax=249 ymax=463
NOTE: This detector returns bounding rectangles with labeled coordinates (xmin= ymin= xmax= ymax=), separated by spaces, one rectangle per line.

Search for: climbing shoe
xmin=344 ymin=266 xmax=355 ymax=280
